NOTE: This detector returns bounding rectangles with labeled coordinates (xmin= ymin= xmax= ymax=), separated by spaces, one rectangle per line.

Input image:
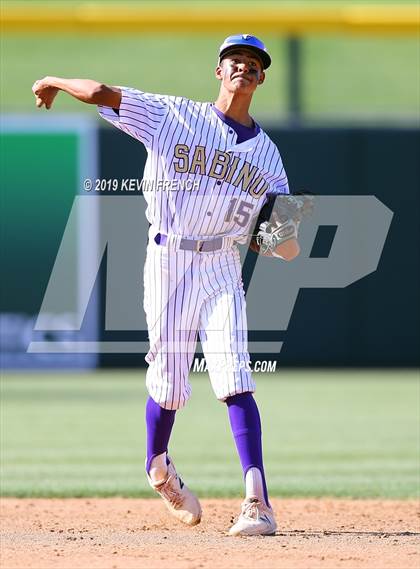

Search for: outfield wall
xmin=0 ymin=116 xmax=99 ymax=369
xmin=1 ymin=122 xmax=419 ymax=368
xmin=98 ymin=124 xmax=420 ymax=367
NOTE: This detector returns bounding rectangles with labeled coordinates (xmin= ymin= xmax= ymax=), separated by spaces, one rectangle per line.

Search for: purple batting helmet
xmin=218 ymin=34 xmax=272 ymax=70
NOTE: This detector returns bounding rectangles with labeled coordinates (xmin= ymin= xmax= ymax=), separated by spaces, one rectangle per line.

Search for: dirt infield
xmin=1 ymin=498 xmax=419 ymax=569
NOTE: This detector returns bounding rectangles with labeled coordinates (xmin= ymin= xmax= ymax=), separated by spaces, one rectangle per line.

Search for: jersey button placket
xmin=226 ymin=128 xmax=235 ymax=162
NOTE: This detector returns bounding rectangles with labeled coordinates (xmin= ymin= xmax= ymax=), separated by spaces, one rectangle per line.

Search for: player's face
xmin=216 ymin=50 xmax=265 ymax=94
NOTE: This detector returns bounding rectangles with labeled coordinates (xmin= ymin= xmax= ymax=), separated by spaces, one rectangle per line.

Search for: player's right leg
xmin=143 ymin=240 xmax=202 ymax=524
xmin=143 ymin=240 xmax=201 ymax=410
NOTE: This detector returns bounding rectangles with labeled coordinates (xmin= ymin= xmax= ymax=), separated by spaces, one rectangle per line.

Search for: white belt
xmin=150 ymin=228 xmax=235 ymax=252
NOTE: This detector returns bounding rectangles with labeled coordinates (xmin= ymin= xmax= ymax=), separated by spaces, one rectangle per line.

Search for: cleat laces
xmin=157 ymin=476 xmax=184 ymax=508
xmin=242 ymin=498 xmax=260 ymax=520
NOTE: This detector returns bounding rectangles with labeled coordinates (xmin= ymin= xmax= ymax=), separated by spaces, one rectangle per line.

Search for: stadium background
xmin=1 ymin=1 xmax=419 ymax=500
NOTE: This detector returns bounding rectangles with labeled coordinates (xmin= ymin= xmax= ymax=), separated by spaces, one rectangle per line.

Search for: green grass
xmin=0 ymin=33 xmax=288 ymax=118
xmin=1 ymin=6 xmax=419 ymax=120
xmin=303 ymin=36 xmax=420 ymax=118
xmin=1 ymin=370 xmax=419 ymax=498
xmin=2 ymin=34 xmax=418 ymax=120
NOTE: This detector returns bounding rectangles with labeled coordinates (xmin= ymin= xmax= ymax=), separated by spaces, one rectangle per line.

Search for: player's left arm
xmin=267 ymin=181 xmax=300 ymax=262
xmin=249 ymin=209 xmax=300 ymax=260
xmin=252 ymin=192 xmax=315 ymax=260
xmin=274 ymin=234 xmax=300 ymax=261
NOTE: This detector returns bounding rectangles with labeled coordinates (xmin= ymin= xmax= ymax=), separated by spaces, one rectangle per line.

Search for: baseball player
xmin=32 ymin=34 xmax=300 ymax=536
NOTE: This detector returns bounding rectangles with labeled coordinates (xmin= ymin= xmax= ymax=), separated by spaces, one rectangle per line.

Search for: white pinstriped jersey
xmin=98 ymin=87 xmax=289 ymax=243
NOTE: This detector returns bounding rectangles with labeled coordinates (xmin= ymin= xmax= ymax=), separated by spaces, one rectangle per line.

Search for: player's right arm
xmin=32 ymin=77 xmax=121 ymax=110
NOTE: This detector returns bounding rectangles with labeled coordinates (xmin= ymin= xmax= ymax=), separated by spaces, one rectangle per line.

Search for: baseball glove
xmin=250 ymin=193 xmax=314 ymax=257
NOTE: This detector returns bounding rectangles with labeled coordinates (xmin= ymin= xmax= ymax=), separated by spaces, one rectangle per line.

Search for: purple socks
xmin=145 ymin=392 xmax=269 ymax=507
xmin=225 ymin=392 xmax=270 ymax=507
xmin=145 ymin=396 xmax=176 ymax=473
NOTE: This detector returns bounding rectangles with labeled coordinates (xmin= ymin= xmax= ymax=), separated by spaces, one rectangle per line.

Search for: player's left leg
xmin=225 ymin=392 xmax=270 ymax=508
xmin=225 ymin=392 xmax=276 ymax=536
xmin=198 ymin=249 xmax=276 ymax=536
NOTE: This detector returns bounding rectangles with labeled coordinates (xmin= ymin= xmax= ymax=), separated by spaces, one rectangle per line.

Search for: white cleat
xmin=147 ymin=455 xmax=202 ymax=526
xmin=229 ymin=497 xmax=277 ymax=536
